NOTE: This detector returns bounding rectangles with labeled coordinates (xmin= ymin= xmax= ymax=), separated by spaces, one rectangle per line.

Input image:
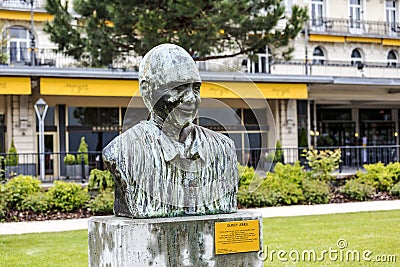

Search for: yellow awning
xmin=0 ymin=10 xmax=53 ymax=22
xmin=0 ymin=77 xmax=31 ymax=95
xmin=309 ymin=34 xmax=345 ymax=43
xmin=40 ymin=78 xmax=308 ymax=99
xmin=201 ymin=82 xmax=307 ymax=99
xmin=346 ymin=37 xmax=381 ymax=43
xmin=41 ymin=78 xmax=138 ymax=97
xmin=383 ymin=39 xmax=400 ymax=46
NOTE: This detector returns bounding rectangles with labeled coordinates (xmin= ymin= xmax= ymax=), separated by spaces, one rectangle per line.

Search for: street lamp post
xmin=29 ymin=0 xmax=35 ymax=66
xmin=34 ymin=98 xmax=48 ymax=180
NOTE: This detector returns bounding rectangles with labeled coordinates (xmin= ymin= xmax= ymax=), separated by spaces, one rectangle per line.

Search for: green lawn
xmin=0 ymin=210 xmax=399 ymax=267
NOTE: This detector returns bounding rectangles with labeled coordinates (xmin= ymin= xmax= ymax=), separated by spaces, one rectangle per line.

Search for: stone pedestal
xmin=88 ymin=211 xmax=263 ymax=267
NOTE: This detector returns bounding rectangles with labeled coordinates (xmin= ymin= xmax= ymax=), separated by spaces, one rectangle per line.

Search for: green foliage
xmin=4 ymin=175 xmax=41 ymax=210
xmin=274 ymin=140 xmax=284 ymax=163
xmin=88 ymin=169 xmax=113 ymax=191
xmin=264 ymin=162 xmax=306 ymax=205
xmin=63 ymin=154 xmax=76 ymax=165
xmin=298 ymin=127 xmax=308 ymax=147
xmin=339 ymin=179 xmax=375 ymax=201
xmin=304 ymin=148 xmax=341 ymax=181
xmin=87 ymin=189 xmax=114 ymax=214
xmin=264 ymin=140 xmax=284 ymax=164
xmin=238 ymin=164 xmax=258 ymax=188
xmin=389 ymin=182 xmax=400 ymax=196
xmin=76 ymin=137 xmax=89 ymax=165
xmin=0 ymin=22 xmax=8 ymax=64
xmin=356 ymin=162 xmax=395 ymax=191
xmin=45 ymin=0 xmax=308 ymax=67
xmin=21 ymin=192 xmax=50 ymax=213
xmin=238 ymin=162 xmax=308 ymax=207
xmin=301 ymin=178 xmax=330 ymax=204
xmin=5 ymin=138 xmax=18 ymax=166
xmin=0 ymin=185 xmax=6 ymax=220
xmin=46 ymin=181 xmax=89 ymax=212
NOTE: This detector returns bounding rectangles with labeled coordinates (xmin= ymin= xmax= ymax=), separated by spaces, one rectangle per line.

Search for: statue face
xmin=153 ymin=81 xmax=201 ymax=128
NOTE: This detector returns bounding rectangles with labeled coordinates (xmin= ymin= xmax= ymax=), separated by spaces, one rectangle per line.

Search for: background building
xmin=2 ymin=0 xmax=400 ymax=179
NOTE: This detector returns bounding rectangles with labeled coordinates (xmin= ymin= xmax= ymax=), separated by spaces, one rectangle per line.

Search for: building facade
xmin=2 ymin=1 xmax=400 ymax=178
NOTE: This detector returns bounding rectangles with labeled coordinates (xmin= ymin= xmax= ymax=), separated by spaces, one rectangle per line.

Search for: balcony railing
xmin=309 ymin=17 xmax=400 ymax=39
xmin=0 ymin=0 xmax=46 ymax=10
xmin=1 ymin=145 xmax=399 ymax=182
xmin=0 ymin=47 xmax=142 ymax=69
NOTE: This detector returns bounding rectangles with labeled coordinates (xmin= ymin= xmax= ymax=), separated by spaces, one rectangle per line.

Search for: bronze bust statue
xmin=103 ymin=43 xmax=238 ymax=218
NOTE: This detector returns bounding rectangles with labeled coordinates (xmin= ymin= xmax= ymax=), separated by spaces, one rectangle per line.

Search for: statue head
xmin=139 ymin=43 xmax=201 ymax=128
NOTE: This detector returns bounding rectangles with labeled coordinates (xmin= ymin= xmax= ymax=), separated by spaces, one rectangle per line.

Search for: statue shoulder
xmin=102 ymin=121 xmax=155 ymax=161
xmin=195 ymin=125 xmax=235 ymax=148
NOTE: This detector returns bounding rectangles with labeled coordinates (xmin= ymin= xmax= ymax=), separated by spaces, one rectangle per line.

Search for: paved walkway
xmin=1 ymin=200 xmax=400 ymax=235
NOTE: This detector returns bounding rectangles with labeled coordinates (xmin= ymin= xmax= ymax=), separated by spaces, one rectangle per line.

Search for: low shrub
xmin=265 ymin=164 xmax=305 ymax=205
xmin=5 ymin=138 xmax=18 ymax=166
xmin=389 ymin=182 xmax=400 ymax=197
xmin=21 ymin=192 xmax=49 ymax=213
xmin=88 ymin=169 xmax=114 ymax=192
xmin=301 ymin=178 xmax=330 ymax=204
xmin=357 ymin=162 xmax=395 ymax=191
xmin=87 ymin=189 xmax=114 ymax=214
xmin=303 ymin=148 xmax=341 ymax=181
xmin=0 ymin=185 xmax=6 ymax=221
xmin=339 ymin=179 xmax=375 ymax=201
xmin=47 ymin=181 xmax=89 ymax=212
xmin=238 ymin=164 xmax=259 ymax=188
xmin=63 ymin=154 xmax=76 ymax=165
xmin=76 ymin=137 xmax=89 ymax=165
xmin=4 ymin=175 xmax=41 ymax=210
xmin=239 ymin=162 xmax=307 ymax=207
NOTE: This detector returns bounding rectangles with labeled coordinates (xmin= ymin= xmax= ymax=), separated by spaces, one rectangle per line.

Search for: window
xmin=246 ymin=47 xmax=271 ymax=74
xmin=386 ymin=1 xmax=397 ymax=33
xmin=8 ymin=27 xmax=30 ymax=64
xmin=312 ymin=47 xmax=325 ymax=65
xmin=387 ymin=50 xmax=398 ymax=67
xmin=349 ymin=0 xmax=362 ymax=30
xmin=311 ymin=0 xmax=324 ymax=26
xmin=350 ymin=49 xmax=362 ymax=66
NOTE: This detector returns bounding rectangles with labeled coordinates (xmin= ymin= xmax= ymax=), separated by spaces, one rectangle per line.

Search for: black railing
xmin=1 ymin=145 xmax=399 ymax=181
xmin=309 ymin=16 xmax=400 ymax=39
xmin=0 ymin=0 xmax=46 ymax=9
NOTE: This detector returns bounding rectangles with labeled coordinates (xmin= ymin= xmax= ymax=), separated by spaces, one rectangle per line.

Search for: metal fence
xmin=1 ymin=145 xmax=399 ymax=182
xmin=308 ymin=16 xmax=400 ymax=38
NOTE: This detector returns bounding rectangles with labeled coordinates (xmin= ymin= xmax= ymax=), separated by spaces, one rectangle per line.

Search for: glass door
xmin=386 ymin=0 xmax=397 ymax=35
xmin=37 ymin=134 xmax=56 ymax=176
xmin=311 ymin=0 xmax=325 ymax=30
xmin=349 ymin=0 xmax=362 ymax=33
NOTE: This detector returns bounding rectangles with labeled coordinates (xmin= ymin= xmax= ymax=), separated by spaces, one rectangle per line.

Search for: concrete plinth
xmin=88 ymin=211 xmax=263 ymax=267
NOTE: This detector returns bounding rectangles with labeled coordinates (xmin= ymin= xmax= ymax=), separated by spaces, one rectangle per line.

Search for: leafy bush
xmin=304 ymin=148 xmax=341 ymax=181
xmin=389 ymin=182 xmax=400 ymax=197
xmin=274 ymin=140 xmax=284 ymax=163
xmin=5 ymin=138 xmax=18 ymax=166
xmin=76 ymin=137 xmax=89 ymax=165
xmin=21 ymin=192 xmax=49 ymax=212
xmin=88 ymin=169 xmax=114 ymax=192
xmin=301 ymin=178 xmax=330 ymax=204
xmin=356 ymin=162 xmax=395 ymax=192
xmin=87 ymin=189 xmax=114 ymax=214
xmin=264 ymin=162 xmax=306 ymax=205
xmin=47 ymin=181 xmax=89 ymax=212
xmin=339 ymin=179 xmax=375 ymax=201
xmin=4 ymin=175 xmax=41 ymax=210
xmin=238 ymin=164 xmax=258 ymax=188
xmin=63 ymin=154 xmax=76 ymax=165
xmin=0 ymin=185 xmax=6 ymax=220
xmin=386 ymin=162 xmax=400 ymax=184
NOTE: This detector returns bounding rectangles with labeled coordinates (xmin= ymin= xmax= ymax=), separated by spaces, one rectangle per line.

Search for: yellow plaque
xmin=215 ymin=219 xmax=260 ymax=255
